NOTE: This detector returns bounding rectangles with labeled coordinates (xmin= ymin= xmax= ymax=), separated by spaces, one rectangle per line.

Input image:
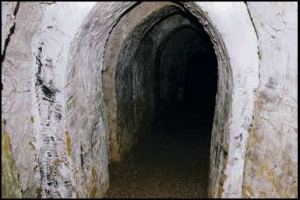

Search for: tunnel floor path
xmin=105 ymin=102 xmax=212 ymax=198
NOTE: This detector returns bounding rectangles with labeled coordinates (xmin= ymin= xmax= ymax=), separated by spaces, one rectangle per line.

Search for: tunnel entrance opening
xmin=152 ymin=25 xmax=218 ymax=140
xmin=105 ymin=3 xmax=218 ymax=198
xmin=141 ymin=26 xmax=218 ymax=198
xmin=64 ymin=1 xmax=260 ymax=198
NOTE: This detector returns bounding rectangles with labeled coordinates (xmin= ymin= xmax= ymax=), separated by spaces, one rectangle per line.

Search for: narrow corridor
xmin=105 ymin=101 xmax=213 ymax=198
xmin=105 ymin=11 xmax=217 ymax=197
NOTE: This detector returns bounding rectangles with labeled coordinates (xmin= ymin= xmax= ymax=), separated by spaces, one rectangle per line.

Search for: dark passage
xmin=105 ymin=21 xmax=218 ymax=198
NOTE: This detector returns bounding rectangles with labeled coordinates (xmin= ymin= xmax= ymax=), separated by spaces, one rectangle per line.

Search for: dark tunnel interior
xmin=152 ymin=25 xmax=218 ymax=140
xmin=106 ymin=13 xmax=218 ymax=198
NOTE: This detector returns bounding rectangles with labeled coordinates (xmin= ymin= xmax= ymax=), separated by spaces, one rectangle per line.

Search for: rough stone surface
xmin=1 ymin=1 xmax=18 ymax=56
xmin=242 ymin=2 xmax=298 ymax=198
xmin=2 ymin=2 xmax=46 ymax=197
xmin=1 ymin=124 xmax=22 ymax=198
xmin=1 ymin=1 xmax=297 ymax=198
xmin=31 ymin=2 xmax=95 ymax=198
xmin=2 ymin=1 xmax=95 ymax=198
xmin=65 ymin=2 xmax=138 ymax=197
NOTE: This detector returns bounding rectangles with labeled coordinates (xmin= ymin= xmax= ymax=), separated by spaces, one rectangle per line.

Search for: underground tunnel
xmin=4 ymin=1 xmax=285 ymax=199
xmin=102 ymin=2 xmax=219 ymax=198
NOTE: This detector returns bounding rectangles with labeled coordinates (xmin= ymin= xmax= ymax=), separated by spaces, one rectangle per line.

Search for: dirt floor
xmin=105 ymin=103 xmax=212 ymax=198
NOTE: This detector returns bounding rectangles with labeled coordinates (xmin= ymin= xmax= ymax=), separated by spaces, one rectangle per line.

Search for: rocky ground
xmin=105 ymin=103 xmax=212 ymax=198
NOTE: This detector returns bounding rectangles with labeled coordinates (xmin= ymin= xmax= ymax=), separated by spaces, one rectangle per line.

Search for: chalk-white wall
xmin=1 ymin=2 xmax=297 ymax=198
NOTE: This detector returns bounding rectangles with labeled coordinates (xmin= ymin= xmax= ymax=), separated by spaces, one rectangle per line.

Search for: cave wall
xmin=1 ymin=1 xmax=297 ymax=198
xmin=1 ymin=2 xmax=98 ymax=198
xmin=242 ymin=2 xmax=298 ymax=198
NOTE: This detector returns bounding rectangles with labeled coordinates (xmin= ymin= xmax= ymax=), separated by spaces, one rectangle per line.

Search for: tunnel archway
xmin=102 ymin=2 xmax=229 ymax=198
xmin=65 ymin=1 xmax=259 ymax=198
xmin=105 ymin=17 xmax=219 ymax=197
